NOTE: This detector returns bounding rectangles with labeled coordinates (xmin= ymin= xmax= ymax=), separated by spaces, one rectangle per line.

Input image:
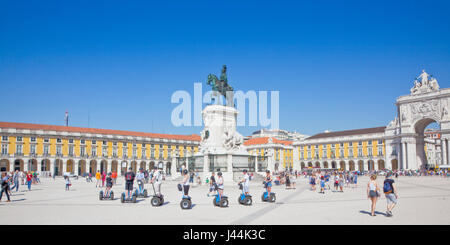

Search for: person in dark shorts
xmin=124 ymin=167 xmax=135 ymax=198
xmin=105 ymin=172 xmax=113 ymax=196
xmin=207 ymin=172 xmax=216 ymax=197
xmin=383 ymin=174 xmax=398 ymax=217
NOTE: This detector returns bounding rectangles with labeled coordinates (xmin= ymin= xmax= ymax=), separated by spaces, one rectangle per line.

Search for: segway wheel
xmin=110 ymin=191 xmax=114 ymax=200
xmin=238 ymin=196 xmax=243 ymax=205
xmin=99 ymin=191 xmax=104 ymax=201
xmin=180 ymin=199 xmax=191 ymax=209
xmin=261 ymin=194 xmax=266 ymax=202
xmin=143 ymin=189 xmax=148 ymax=198
xmin=121 ymin=193 xmax=125 ymax=203
xmin=270 ymin=193 xmax=276 ymax=203
xmin=220 ymin=198 xmax=229 ymax=208
xmin=151 ymin=197 xmax=160 ymax=207
xmin=244 ymin=196 xmax=252 ymax=206
xmin=132 ymin=194 xmax=137 ymax=203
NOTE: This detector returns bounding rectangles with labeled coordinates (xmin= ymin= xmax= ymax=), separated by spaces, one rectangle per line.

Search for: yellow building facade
xmin=0 ymin=122 xmax=200 ymax=176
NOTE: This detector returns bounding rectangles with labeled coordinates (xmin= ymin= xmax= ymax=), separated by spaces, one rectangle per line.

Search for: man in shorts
xmin=240 ymin=169 xmax=250 ymax=195
xmin=151 ymin=167 xmax=163 ymax=197
xmin=124 ymin=167 xmax=135 ymax=199
xmin=383 ymin=174 xmax=398 ymax=217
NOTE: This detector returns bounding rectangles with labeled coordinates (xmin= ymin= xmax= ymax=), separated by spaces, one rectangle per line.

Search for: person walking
xmin=65 ymin=176 xmax=71 ymax=191
xmin=95 ymin=171 xmax=101 ymax=188
xmin=383 ymin=174 xmax=398 ymax=217
xmin=101 ymin=172 xmax=106 ymax=187
xmin=367 ymin=174 xmax=380 ymax=217
xmin=26 ymin=171 xmax=32 ymax=191
xmin=11 ymin=170 xmax=20 ymax=192
xmin=0 ymin=172 xmax=11 ymax=202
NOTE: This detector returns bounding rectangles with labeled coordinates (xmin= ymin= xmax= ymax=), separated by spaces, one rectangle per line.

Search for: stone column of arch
xmin=37 ymin=158 xmax=42 ymax=173
xmin=443 ymin=139 xmax=449 ymax=165
xmin=107 ymin=160 xmax=112 ymax=173
xmin=63 ymin=160 xmax=67 ymax=174
xmin=74 ymin=160 xmax=79 ymax=176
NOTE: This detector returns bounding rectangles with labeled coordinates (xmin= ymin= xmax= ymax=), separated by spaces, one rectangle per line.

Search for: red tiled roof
xmin=244 ymin=137 xmax=293 ymax=146
xmin=306 ymin=127 xmax=386 ymax=140
xmin=0 ymin=122 xmax=201 ymax=142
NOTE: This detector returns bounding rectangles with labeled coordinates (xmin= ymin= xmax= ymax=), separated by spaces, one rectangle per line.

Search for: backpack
xmin=383 ymin=180 xmax=393 ymax=194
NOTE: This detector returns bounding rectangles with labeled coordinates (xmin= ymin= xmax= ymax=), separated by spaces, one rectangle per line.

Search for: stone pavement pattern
xmin=1 ymin=176 xmax=450 ymax=225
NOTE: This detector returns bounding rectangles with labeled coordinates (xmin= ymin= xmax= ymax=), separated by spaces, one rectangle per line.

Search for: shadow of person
xmin=359 ymin=210 xmax=387 ymax=216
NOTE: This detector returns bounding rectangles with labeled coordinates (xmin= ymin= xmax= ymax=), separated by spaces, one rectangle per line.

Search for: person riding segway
xmin=238 ymin=169 xmax=252 ymax=205
xmin=212 ymin=172 xmax=229 ymax=208
xmin=179 ymin=169 xmax=192 ymax=209
xmin=134 ymin=168 xmax=148 ymax=198
xmin=262 ymin=170 xmax=276 ymax=202
xmin=99 ymin=172 xmax=114 ymax=200
xmin=121 ymin=167 xmax=137 ymax=203
xmin=150 ymin=166 xmax=164 ymax=206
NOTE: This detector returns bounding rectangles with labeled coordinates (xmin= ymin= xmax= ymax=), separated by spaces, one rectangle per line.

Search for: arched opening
xmin=55 ymin=159 xmax=63 ymax=176
xmin=414 ymin=118 xmax=440 ymax=169
xmin=358 ymin=160 xmax=364 ymax=172
xmin=100 ymin=160 xmax=108 ymax=174
xmin=140 ymin=161 xmax=146 ymax=170
xmin=377 ymin=160 xmax=385 ymax=170
xmin=166 ymin=162 xmax=172 ymax=175
xmin=0 ymin=159 xmax=10 ymax=172
xmin=30 ymin=159 xmax=38 ymax=172
xmin=391 ymin=159 xmax=399 ymax=170
xmin=66 ymin=159 xmax=74 ymax=174
xmin=300 ymin=162 xmax=305 ymax=170
xmin=368 ymin=160 xmax=375 ymax=171
xmin=331 ymin=161 xmax=337 ymax=169
xmin=314 ymin=161 xmax=320 ymax=168
xmin=339 ymin=161 xmax=346 ymax=171
xmin=349 ymin=161 xmax=355 ymax=171
xmin=111 ymin=160 xmax=118 ymax=173
xmin=323 ymin=161 xmax=329 ymax=169
xmin=41 ymin=159 xmax=50 ymax=172
xmin=150 ymin=161 xmax=155 ymax=170
xmin=307 ymin=162 xmax=313 ymax=167
xmin=131 ymin=161 xmax=137 ymax=172
xmin=14 ymin=159 xmax=24 ymax=171
xmin=89 ymin=160 xmax=97 ymax=174
xmin=79 ymin=160 xmax=86 ymax=175
xmin=120 ymin=161 xmax=128 ymax=175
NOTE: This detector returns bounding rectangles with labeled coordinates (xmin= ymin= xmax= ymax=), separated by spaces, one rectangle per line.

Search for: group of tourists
xmin=308 ymin=170 xmax=358 ymax=193
xmin=0 ymin=170 xmax=38 ymax=202
xmin=366 ymin=173 xmax=398 ymax=217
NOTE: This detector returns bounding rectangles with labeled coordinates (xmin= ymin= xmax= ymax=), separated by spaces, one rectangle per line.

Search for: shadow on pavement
xmin=359 ymin=210 xmax=387 ymax=216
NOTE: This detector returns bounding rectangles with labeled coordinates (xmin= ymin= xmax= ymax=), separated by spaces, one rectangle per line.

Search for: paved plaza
xmin=1 ymin=175 xmax=450 ymax=225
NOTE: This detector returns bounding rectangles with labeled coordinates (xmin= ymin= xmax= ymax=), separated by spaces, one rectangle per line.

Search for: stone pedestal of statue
xmin=193 ymin=105 xmax=250 ymax=183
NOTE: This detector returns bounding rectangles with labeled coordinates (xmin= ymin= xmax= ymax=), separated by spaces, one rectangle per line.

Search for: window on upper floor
xmin=92 ymin=140 xmax=96 ymax=145
xmin=81 ymin=139 xmax=85 ymax=144
xmin=30 ymin=145 xmax=36 ymax=154
xmin=378 ymin=147 xmax=383 ymax=156
xmin=113 ymin=142 xmax=117 ymax=146
xmin=2 ymin=136 xmax=8 ymax=141
xmin=17 ymin=136 xmax=23 ymax=142
xmin=103 ymin=141 xmax=107 ymax=145
xmin=368 ymin=141 xmax=372 ymax=145
xmin=358 ymin=141 xmax=362 ymax=146
xmin=30 ymin=137 xmax=36 ymax=142
xmin=2 ymin=144 xmax=8 ymax=155
xmin=69 ymin=139 xmax=74 ymax=144
xmin=69 ymin=146 xmax=74 ymax=156
xmin=56 ymin=145 xmax=62 ymax=155
xmin=56 ymin=138 xmax=61 ymax=143
xmin=349 ymin=142 xmax=353 ymax=146
xmin=44 ymin=138 xmax=50 ymax=143
xmin=378 ymin=139 xmax=383 ymax=145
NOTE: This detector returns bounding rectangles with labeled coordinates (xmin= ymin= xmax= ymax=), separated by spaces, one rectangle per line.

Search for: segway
xmin=121 ymin=192 xmax=137 ymax=203
xmin=261 ymin=181 xmax=276 ymax=202
xmin=99 ymin=189 xmax=114 ymax=200
xmin=178 ymin=184 xmax=192 ymax=210
xmin=212 ymin=183 xmax=229 ymax=208
xmin=150 ymin=182 xmax=164 ymax=207
xmin=134 ymin=180 xmax=148 ymax=198
xmin=238 ymin=183 xmax=252 ymax=206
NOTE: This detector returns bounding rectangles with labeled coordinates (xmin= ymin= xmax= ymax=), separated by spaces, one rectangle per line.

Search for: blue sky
xmin=1 ymin=0 xmax=449 ymax=136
